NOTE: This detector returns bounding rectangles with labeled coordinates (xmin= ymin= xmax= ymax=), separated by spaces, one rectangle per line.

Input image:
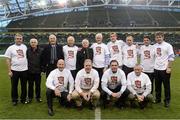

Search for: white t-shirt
xmin=127 ymin=71 xmax=151 ymax=97
xmin=153 ymin=41 xmax=175 ymax=70
xmin=101 ymin=68 xmax=127 ymax=95
xmin=46 ymin=68 xmax=74 ymax=93
xmin=91 ymin=43 xmax=110 ymax=68
xmin=139 ymin=45 xmax=155 ymax=73
xmin=63 ymin=45 xmax=78 ymax=70
xmin=122 ymin=44 xmax=137 ymax=68
xmin=107 ymin=40 xmax=124 ymax=66
xmin=4 ymin=44 xmax=28 ymax=71
xmin=75 ymin=68 xmax=99 ymax=93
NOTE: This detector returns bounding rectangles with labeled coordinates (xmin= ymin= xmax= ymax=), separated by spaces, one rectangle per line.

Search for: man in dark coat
xmin=27 ymin=38 xmax=43 ymax=103
xmin=41 ymin=34 xmax=64 ymax=77
xmin=76 ymin=39 xmax=93 ymax=71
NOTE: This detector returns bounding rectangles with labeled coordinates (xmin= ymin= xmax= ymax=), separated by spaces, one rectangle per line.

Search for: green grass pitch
xmin=0 ymin=57 xmax=180 ymax=119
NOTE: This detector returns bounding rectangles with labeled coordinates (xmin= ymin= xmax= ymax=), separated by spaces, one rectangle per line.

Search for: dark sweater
xmin=76 ymin=47 xmax=93 ymax=71
xmin=27 ymin=46 xmax=43 ymax=74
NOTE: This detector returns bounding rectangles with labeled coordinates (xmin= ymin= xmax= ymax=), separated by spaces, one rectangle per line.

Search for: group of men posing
xmin=4 ymin=31 xmax=174 ymax=116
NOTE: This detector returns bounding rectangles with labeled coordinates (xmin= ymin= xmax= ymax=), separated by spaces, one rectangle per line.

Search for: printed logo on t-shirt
xmin=84 ymin=77 xmax=92 ymax=87
xmin=95 ymin=46 xmax=101 ymax=55
xmin=135 ymin=80 xmax=141 ymax=88
xmin=127 ymin=49 xmax=134 ymax=58
xmin=110 ymin=76 xmax=118 ymax=85
xmin=112 ymin=45 xmax=119 ymax=54
xmin=58 ymin=76 xmax=64 ymax=85
xmin=144 ymin=50 xmax=150 ymax=59
xmin=156 ymin=48 xmax=162 ymax=57
xmin=16 ymin=49 xmax=24 ymax=58
xmin=68 ymin=50 xmax=74 ymax=59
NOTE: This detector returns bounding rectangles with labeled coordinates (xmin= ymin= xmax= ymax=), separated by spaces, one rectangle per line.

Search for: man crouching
xmin=127 ymin=64 xmax=153 ymax=109
xmin=46 ymin=59 xmax=74 ymax=116
xmin=72 ymin=59 xmax=100 ymax=110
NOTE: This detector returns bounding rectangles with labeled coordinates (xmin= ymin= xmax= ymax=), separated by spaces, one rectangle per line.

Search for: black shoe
xmin=12 ymin=101 xmax=17 ymax=106
xmin=89 ymin=102 xmax=96 ymax=110
xmin=36 ymin=98 xmax=42 ymax=103
xmin=164 ymin=101 xmax=170 ymax=108
xmin=48 ymin=108 xmax=54 ymax=116
xmin=21 ymin=100 xmax=28 ymax=104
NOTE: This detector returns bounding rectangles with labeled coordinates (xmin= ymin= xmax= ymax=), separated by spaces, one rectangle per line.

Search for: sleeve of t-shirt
xmin=127 ymin=74 xmax=137 ymax=95
xmin=75 ymin=71 xmax=83 ymax=93
xmin=101 ymin=71 xmax=113 ymax=95
xmin=90 ymin=70 xmax=100 ymax=93
xmin=46 ymin=71 xmax=56 ymax=90
xmin=119 ymin=70 xmax=127 ymax=94
xmin=142 ymin=75 xmax=152 ymax=97
xmin=68 ymin=70 xmax=74 ymax=94
xmin=4 ymin=46 xmax=12 ymax=58
xmin=167 ymin=44 xmax=175 ymax=61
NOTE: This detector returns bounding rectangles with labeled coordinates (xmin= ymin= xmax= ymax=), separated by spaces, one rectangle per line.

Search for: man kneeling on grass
xmin=72 ymin=59 xmax=100 ymax=110
xmin=46 ymin=59 xmax=74 ymax=116
xmin=101 ymin=60 xmax=129 ymax=109
xmin=127 ymin=64 xmax=153 ymax=109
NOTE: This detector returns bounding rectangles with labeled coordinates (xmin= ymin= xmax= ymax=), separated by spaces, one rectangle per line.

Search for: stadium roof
xmin=0 ymin=0 xmax=180 ymax=26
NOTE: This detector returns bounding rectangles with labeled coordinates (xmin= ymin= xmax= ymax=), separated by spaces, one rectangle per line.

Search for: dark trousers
xmin=70 ymin=70 xmax=77 ymax=80
xmin=46 ymin=64 xmax=57 ymax=78
xmin=144 ymin=72 xmax=154 ymax=94
xmin=11 ymin=70 xmax=27 ymax=102
xmin=46 ymin=88 xmax=70 ymax=109
xmin=28 ymin=73 xmax=41 ymax=99
xmin=102 ymin=85 xmax=129 ymax=107
xmin=122 ymin=65 xmax=134 ymax=77
xmin=93 ymin=67 xmax=104 ymax=90
xmin=154 ymin=69 xmax=171 ymax=102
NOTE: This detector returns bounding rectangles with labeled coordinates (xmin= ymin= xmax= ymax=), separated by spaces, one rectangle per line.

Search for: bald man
xmin=41 ymin=34 xmax=64 ymax=77
xmin=72 ymin=59 xmax=100 ymax=110
xmin=46 ymin=59 xmax=74 ymax=116
xmin=127 ymin=64 xmax=153 ymax=109
xmin=27 ymin=38 xmax=43 ymax=103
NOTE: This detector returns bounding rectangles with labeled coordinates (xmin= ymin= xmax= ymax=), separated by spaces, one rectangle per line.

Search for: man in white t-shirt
xmin=153 ymin=32 xmax=175 ymax=107
xmin=72 ymin=59 xmax=100 ymax=110
xmin=127 ymin=64 xmax=153 ymax=109
xmin=91 ymin=33 xmax=110 ymax=86
xmin=107 ymin=32 xmax=124 ymax=67
xmin=4 ymin=33 xmax=28 ymax=106
xmin=139 ymin=35 xmax=155 ymax=94
xmin=101 ymin=60 xmax=129 ymax=108
xmin=122 ymin=35 xmax=138 ymax=77
xmin=63 ymin=36 xmax=78 ymax=79
xmin=46 ymin=59 xmax=74 ymax=116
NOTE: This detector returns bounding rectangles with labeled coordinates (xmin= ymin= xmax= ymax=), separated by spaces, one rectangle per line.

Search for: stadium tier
xmin=6 ymin=7 xmax=180 ymax=28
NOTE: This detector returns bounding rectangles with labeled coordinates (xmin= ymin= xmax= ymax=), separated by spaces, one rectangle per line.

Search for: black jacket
xmin=27 ymin=46 xmax=43 ymax=74
xmin=41 ymin=44 xmax=64 ymax=71
xmin=76 ymin=47 xmax=93 ymax=71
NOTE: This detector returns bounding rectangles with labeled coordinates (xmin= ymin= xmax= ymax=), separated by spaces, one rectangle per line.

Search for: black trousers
xmin=102 ymin=84 xmax=129 ymax=107
xmin=11 ymin=70 xmax=27 ymax=102
xmin=144 ymin=72 xmax=154 ymax=94
xmin=93 ymin=67 xmax=104 ymax=90
xmin=46 ymin=88 xmax=70 ymax=109
xmin=70 ymin=70 xmax=77 ymax=80
xmin=154 ymin=69 xmax=171 ymax=102
xmin=28 ymin=73 xmax=41 ymax=99
xmin=46 ymin=64 xmax=57 ymax=78
xmin=122 ymin=65 xmax=134 ymax=77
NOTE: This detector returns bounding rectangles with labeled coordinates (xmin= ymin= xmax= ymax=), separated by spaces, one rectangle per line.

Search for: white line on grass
xmin=95 ymin=107 xmax=101 ymax=120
